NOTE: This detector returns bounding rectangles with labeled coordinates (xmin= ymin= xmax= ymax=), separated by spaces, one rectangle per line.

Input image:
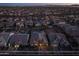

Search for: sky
xmin=0 ymin=3 xmax=52 ymax=6
xmin=0 ymin=3 xmax=74 ymax=6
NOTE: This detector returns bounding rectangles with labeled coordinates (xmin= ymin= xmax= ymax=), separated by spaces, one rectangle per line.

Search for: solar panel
xmin=9 ymin=33 xmax=29 ymax=46
xmin=47 ymin=32 xmax=70 ymax=50
xmin=30 ymin=31 xmax=48 ymax=46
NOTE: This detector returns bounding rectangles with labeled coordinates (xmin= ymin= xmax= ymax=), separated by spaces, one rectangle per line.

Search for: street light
xmin=34 ymin=40 xmax=48 ymax=51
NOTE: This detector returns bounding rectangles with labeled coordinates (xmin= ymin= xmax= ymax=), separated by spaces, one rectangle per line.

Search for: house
xmin=8 ymin=33 xmax=29 ymax=48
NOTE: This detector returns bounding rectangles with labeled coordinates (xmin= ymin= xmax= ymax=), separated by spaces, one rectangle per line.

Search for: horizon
xmin=0 ymin=3 xmax=78 ymax=6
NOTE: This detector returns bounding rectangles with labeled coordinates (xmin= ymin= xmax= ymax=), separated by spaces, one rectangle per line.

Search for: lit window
xmin=14 ymin=45 xmax=19 ymax=48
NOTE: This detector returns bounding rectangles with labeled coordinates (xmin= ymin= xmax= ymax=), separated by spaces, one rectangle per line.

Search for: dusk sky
xmin=0 ymin=3 xmax=74 ymax=6
xmin=0 ymin=3 xmax=50 ymax=6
